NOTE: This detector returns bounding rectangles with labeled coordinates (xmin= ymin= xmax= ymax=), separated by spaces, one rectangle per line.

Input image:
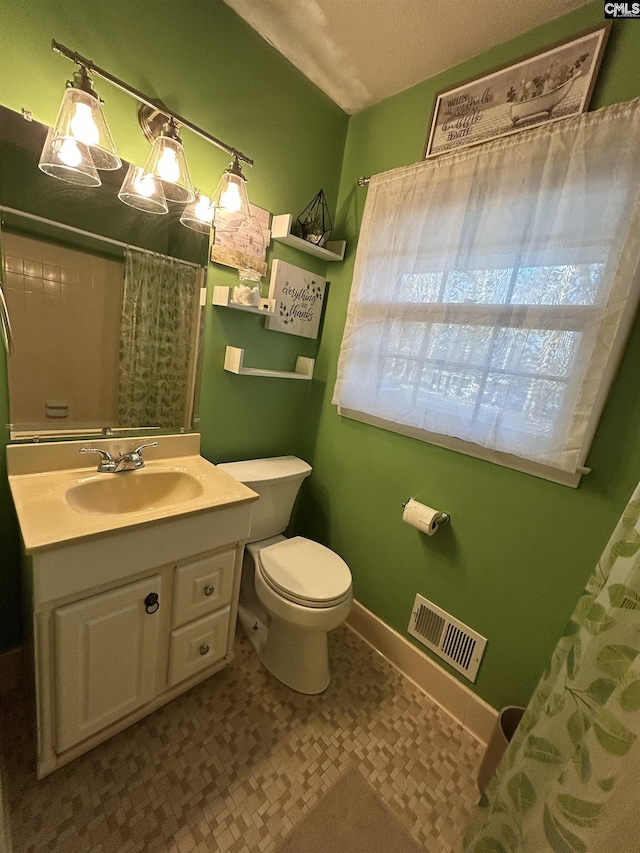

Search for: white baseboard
xmin=346 ymin=599 xmax=498 ymax=745
xmin=0 ymin=611 xmax=498 ymax=743
xmin=0 ymin=646 xmax=26 ymax=696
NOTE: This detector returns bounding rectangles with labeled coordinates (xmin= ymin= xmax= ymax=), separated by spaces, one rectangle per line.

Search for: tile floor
xmin=0 ymin=625 xmax=484 ymax=853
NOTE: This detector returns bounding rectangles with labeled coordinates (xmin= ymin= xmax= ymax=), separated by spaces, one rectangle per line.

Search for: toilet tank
xmin=216 ymin=456 xmax=312 ymax=542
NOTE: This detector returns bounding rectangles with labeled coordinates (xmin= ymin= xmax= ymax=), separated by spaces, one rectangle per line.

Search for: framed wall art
xmin=265 ymin=260 xmax=326 ymax=339
xmin=424 ymin=23 xmax=610 ymax=158
xmin=210 ymin=203 xmax=271 ymax=276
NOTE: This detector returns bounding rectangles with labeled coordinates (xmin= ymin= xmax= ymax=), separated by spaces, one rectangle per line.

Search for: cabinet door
xmin=54 ymin=575 xmax=162 ymax=753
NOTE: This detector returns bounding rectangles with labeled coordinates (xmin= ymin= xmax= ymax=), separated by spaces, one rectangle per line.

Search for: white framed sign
xmin=265 ymin=260 xmax=326 ymax=339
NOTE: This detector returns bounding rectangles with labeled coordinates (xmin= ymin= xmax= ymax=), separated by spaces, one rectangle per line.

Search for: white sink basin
xmin=66 ymin=468 xmax=204 ymax=515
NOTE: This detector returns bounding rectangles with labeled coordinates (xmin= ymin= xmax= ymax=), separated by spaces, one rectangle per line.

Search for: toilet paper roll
xmin=402 ymin=499 xmax=448 ymax=536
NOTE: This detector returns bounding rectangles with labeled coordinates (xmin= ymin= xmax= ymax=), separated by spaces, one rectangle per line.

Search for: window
xmin=333 ymin=100 xmax=640 ymax=486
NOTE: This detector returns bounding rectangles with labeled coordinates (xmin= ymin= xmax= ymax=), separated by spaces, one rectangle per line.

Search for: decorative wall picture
xmin=210 ymin=203 xmax=271 ymax=276
xmin=424 ymin=24 xmax=610 ymax=158
xmin=265 ymin=260 xmax=326 ymax=339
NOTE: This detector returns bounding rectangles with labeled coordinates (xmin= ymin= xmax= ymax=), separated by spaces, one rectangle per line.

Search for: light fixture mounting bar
xmin=51 ymin=39 xmax=254 ymax=167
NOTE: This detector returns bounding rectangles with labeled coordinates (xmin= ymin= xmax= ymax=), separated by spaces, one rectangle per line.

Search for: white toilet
xmin=217 ymin=456 xmax=353 ymax=694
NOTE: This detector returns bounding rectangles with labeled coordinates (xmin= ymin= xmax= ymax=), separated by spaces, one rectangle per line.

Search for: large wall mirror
xmin=0 ymin=105 xmax=210 ymax=440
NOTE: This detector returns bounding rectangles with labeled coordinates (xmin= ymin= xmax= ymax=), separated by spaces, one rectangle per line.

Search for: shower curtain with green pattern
xmin=119 ymin=247 xmax=200 ymax=429
xmin=463 ymin=481 xmax=640 ymax=852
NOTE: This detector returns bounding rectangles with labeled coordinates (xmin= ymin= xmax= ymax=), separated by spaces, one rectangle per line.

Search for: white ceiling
xmin=224 ymin=0 xmax=593 ymax=114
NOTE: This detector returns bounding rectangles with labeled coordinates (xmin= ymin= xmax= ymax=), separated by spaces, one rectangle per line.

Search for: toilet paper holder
xmin=402 ymin=498 xmax=450 ymax=528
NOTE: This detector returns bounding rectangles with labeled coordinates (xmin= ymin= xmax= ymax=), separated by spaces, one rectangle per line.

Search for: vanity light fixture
xmin=38 ymin=66 xmax=121 ymax=185
xmin=142 ymin=118 xmax=194 ymax=205
xmin=118 ymin=163 xmax=168 ymax=215
xmin=180 ymin=192 xmax=214 ymax=233
xmin=210 ymin=156 xmax=251 ymax=228
xmin=46 ymin=40 xmax=254 ymax=229
xmin=38 ymin=125 xmax=102 ymax=187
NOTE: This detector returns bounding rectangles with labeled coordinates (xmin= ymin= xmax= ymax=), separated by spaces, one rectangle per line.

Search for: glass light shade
xmin=211 ymin=159 xmax=251 ymax=228
xmin=142 ymin=134 xmax=194 ymax=204
xmin=46 ymin=85 xmax=121 ymax=171
xmin=38 ymin=126 xmax=101 ymax=187
xmin=118 ymin=163 xmax=168 ymax=215
xmin=180 ymin=193 xmax=214 ymax=233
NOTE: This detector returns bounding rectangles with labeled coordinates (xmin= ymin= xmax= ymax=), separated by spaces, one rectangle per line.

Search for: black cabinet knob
xmin=144 ymin=592 xmax=159 ymax=614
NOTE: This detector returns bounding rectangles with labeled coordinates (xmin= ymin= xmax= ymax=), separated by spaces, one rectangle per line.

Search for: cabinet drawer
xmin=167 ymin=607 xmax=230 ymax=687
xmin=172 ymin=549 xmax=235 ymax=627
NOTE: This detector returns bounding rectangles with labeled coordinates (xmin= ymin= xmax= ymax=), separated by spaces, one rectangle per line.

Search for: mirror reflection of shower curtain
xmin=119 ymin=247 xmax=201 ymax=429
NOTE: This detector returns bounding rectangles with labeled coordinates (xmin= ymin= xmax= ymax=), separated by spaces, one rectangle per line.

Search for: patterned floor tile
xmin=0 ymin=625 xmax=484 ymax=852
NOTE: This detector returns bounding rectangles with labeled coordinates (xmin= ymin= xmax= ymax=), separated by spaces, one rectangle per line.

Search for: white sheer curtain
xmin=333 ymin=99 xmax=640 ymax=484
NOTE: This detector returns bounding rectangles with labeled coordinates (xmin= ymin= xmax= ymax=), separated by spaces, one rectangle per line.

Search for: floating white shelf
xmin=223 ymin=346 xmax=314 ymax=380
xmin=212 ymin=286 xmax=275 ymax=315
xmin=271 ymin=214 xmax=346 ymax=261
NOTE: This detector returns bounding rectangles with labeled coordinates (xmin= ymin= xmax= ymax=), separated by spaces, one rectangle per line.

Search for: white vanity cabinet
xmin=51 ymin=545 xmax=239 ymax=755
xmin=8 ymin=435 xmax=258 ymax=779
xmin=28 ymin=507 xmax=252 ymax=778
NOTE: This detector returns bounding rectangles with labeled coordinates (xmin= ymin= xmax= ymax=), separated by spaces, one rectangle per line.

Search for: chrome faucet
xmin=80 ymin=447 xmax=116 ymax=473
xmin=113 ymin=442 xmax=158 ymax=472
xmin=80 ymin=441 xmax=158 ymax=473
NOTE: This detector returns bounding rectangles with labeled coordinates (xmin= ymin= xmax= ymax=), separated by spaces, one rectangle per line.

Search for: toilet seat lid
xmin=258 ymin=537 xmax=352 ymax=607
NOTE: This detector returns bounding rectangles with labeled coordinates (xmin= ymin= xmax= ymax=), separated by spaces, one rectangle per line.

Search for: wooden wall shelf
xmin=212 ymin=287 xmax=275 ymax=315
xmin=271 ymin=214 xmax=346 ymax=261
xmin=223 ymin=347 xmax=314 ymax=380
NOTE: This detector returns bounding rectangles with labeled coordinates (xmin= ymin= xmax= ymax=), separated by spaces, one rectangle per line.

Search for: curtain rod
xmin=0 ymin=206 xmax=202 ymax=269
xmin=51 ymin=40 xmax=253 ymax=167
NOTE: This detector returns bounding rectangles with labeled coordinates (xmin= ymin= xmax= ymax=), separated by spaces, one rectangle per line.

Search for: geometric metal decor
xmin=294 ymin=189 xmax=332 ymax=247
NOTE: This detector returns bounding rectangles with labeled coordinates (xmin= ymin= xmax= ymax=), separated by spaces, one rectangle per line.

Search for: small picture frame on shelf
xmin=265 ymin=260 xmax=326 ymax=340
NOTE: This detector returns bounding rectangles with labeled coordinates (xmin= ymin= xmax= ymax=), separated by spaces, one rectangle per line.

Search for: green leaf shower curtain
xmin=119 ymin=248 xmax=200 ymax=429
xmin=463 ymin=484 xmax=640 ymax=852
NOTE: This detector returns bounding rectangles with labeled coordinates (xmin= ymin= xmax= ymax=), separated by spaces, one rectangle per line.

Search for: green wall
xmin=0 ymin=0 xmax=348 ymax=651
xmin=1 ymin=0 xmax=639 ymax=714
xmin=296 ymin=3 xmax=640 ymax=710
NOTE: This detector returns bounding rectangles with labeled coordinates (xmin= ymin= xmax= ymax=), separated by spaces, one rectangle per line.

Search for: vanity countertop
xmin=7 ymin=435 xmax=257 ymax=553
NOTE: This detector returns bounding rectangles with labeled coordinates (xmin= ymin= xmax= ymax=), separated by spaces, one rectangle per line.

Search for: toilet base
xmin=238 ymin=602 xmax=331 ymax=694
xmin=238 ymin=537 xmax=352 ymax=695
xmin=237 ymin=604 xmax=268 ymax=656
xmin=261 ymin=621 xmax=331 ymax=695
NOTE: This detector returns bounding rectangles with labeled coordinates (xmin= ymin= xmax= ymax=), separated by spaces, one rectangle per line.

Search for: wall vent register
xmin=408 ymin=593 xmax=486 ymax=682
